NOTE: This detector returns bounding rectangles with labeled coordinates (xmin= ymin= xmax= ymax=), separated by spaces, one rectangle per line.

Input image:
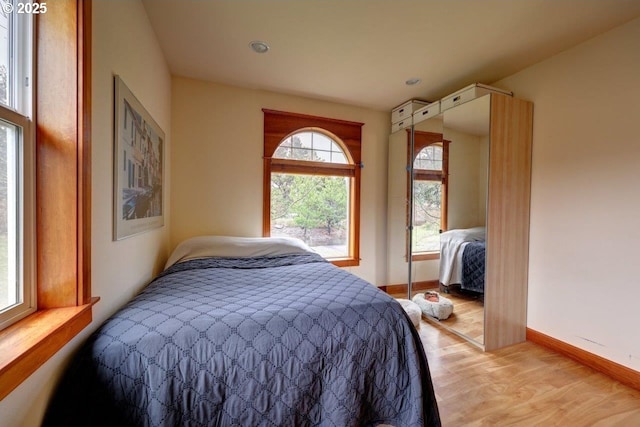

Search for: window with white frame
xmin=0 ymin=7 xmax=34 ymax=331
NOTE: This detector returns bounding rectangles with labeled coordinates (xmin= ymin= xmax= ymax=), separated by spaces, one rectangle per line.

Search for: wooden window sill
xmin=331 ymin=258 xmax=360 ymax=267
xmin=411 ymin=252 xmax=440 ymax=262
xmin=0 ymin=296 xmax=99 ymax=401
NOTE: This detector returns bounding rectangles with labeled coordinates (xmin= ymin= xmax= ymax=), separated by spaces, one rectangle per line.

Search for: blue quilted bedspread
xmin=461 ymin=242 xmax=485 ymax=293
xmin=44 ymin=253 xmax=440 ymax=427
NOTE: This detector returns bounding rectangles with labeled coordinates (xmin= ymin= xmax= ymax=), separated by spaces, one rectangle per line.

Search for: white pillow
xmin=164 ymin=236 xmax=316 ymax=269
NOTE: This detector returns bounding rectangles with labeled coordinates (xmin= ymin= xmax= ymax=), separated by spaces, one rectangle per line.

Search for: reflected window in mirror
xmin=408 ymin=131 xmax=450 ymax=261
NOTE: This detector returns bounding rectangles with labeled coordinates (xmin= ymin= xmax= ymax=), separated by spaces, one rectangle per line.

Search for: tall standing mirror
xmin=387 ymin=95 xmax=490 ymax=348
xmin=389 ymin=91 xmax=532 ymax=351
xmin=436 ymin=95 xmax=490 ymax=347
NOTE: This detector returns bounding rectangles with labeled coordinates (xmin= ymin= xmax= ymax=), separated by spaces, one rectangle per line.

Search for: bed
xmin=439 ymin=227 xmax=486 ymax=294
xmin=43 ymin=236 xmax=440 ymax=427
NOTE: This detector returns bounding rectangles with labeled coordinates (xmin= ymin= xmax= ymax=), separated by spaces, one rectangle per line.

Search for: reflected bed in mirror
xmin=439 ymin=227 xmax=485 ymax=294
xmin=424 ymin=226 xmax=486 ymax=346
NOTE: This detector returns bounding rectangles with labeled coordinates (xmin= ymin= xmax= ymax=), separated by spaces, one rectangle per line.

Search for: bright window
xmin=275 ymin=131 xmax=348 ymax=164
xmin=410 ymin=131 xmax=449 ymax=259
xmin=0 ymin=0 xmax=93 ymax=401
xmin=271 ymin=131 xmax=351 ymax=259
xmin=263 ymin=110 xmax=363 ymax=267
xmin=0 ymin=8 xmax=33 ymax=330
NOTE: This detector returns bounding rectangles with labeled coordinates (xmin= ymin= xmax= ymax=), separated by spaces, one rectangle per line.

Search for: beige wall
xmin=386 ymin=128 xmax=411 ymax=285
xmin=447 ymin=129 xmax=487 ymax=230
xmin=171 ymin=77 xmax=389 ymax=285
xmin=0 ymin=1 xmax=172 ymax=425
xmin=496 ymin=16 xmax=640 ymax=370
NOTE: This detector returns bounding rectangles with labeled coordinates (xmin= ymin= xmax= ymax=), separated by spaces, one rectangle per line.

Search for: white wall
xmin=496 ymin=16 xmax=640 ymax=370
xmin=0 ymin=1 xmax=172 ymax=425
xmin=171 ymin=77 xmax=389 ymax=285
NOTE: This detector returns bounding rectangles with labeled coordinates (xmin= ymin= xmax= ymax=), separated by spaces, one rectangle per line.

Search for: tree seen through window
xmin=410 ymin=130 xmax=449 ymax=257
xmin=270 ymin=132 xmax=349 ymax=258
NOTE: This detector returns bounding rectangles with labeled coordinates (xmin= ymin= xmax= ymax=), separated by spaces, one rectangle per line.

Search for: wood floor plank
xmin=415 ymin=319 xmax=640 ymax=426
xmin=406 ymin=287 xmax=485 ymax=344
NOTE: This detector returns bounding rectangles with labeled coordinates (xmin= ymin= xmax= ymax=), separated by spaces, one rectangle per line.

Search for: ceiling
xmin=142 ymin=0 xmax=640 ymax=111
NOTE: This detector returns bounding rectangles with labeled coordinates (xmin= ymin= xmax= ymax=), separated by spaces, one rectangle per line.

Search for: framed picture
xmin=113 ymin=75 xmax=164 ymax=240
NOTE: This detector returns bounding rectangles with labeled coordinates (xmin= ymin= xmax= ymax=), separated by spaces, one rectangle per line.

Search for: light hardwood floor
xmin=416 ymin=319 xmax=640 ymax=426
xmin=423 ymin=287 xmax=484 ymax=345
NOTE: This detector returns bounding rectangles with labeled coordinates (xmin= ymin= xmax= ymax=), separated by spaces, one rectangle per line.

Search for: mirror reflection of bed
xmin=425 ymin=227 xmax=486 ymax=345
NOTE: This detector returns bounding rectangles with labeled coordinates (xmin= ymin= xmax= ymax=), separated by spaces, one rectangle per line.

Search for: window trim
xmin=0 ymin=0 xmax=95 ymax=401
xmin=0 ymin=7 xmax=35 ymax=330
xmin=270 ymin=158 xmax=355 ymax=177
xmin=0 ymin=106 xmax=35 ymax=330
xmin=262 ymin=109 xmax=363 ymax=267
xmin=407 ymin=129 xmax=450 ymax=261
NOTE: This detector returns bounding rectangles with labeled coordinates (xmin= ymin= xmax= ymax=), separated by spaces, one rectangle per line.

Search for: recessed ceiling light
xmin=405 ymin=78 xmax=421 ymax=86
xmin=249 ymin=40 xmax=270 ymax=54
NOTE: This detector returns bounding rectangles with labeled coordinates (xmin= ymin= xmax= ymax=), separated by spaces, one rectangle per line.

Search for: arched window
xmin=409 ymin=130 xmax=449 ymax=260
xmin=274 ymin=131 xmax=349 ymax=164
xmin=263 ymin=110 xmax=363 ymax=267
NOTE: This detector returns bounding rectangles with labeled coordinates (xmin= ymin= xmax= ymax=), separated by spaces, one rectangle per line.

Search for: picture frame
xmin=113 ymin=75 xmax=165 ymax=240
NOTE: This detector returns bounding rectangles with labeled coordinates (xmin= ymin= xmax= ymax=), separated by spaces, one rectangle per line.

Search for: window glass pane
xmin=329 ymin=141 xmax=347 ymax=164
xmin=284 ymin=134 xmax=311 ymax=161
xmin=0 ymin=121 xmax=18 ymax=312
xmin=0 ymin=8 xmax=12 ymax=107
xmin=314 ymin=150 xmax=331 ymax=162
xmin=312 ymin=132 xmax=332 ymax=151
xmin=271 ymin=173 xmax=349 ymax=258
xmin=332 ymin=152 xmax=347 ymax=164
xmin=290 ymin=146 xmax=313 ymax=161
xmin=279 ymin=137 xmax=293 ymax=148
xmin=296 ymin=132 xmax=312 ymax=149
xmin=412 ymin=179 xmax=441 ymax=253
xmin=415 ymin=145 xmax=443 ymax=171
xmin=274 ymin=145 xmax=290 ymax=158
xmin=273 ymin=131 xmax=348 ymax=164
